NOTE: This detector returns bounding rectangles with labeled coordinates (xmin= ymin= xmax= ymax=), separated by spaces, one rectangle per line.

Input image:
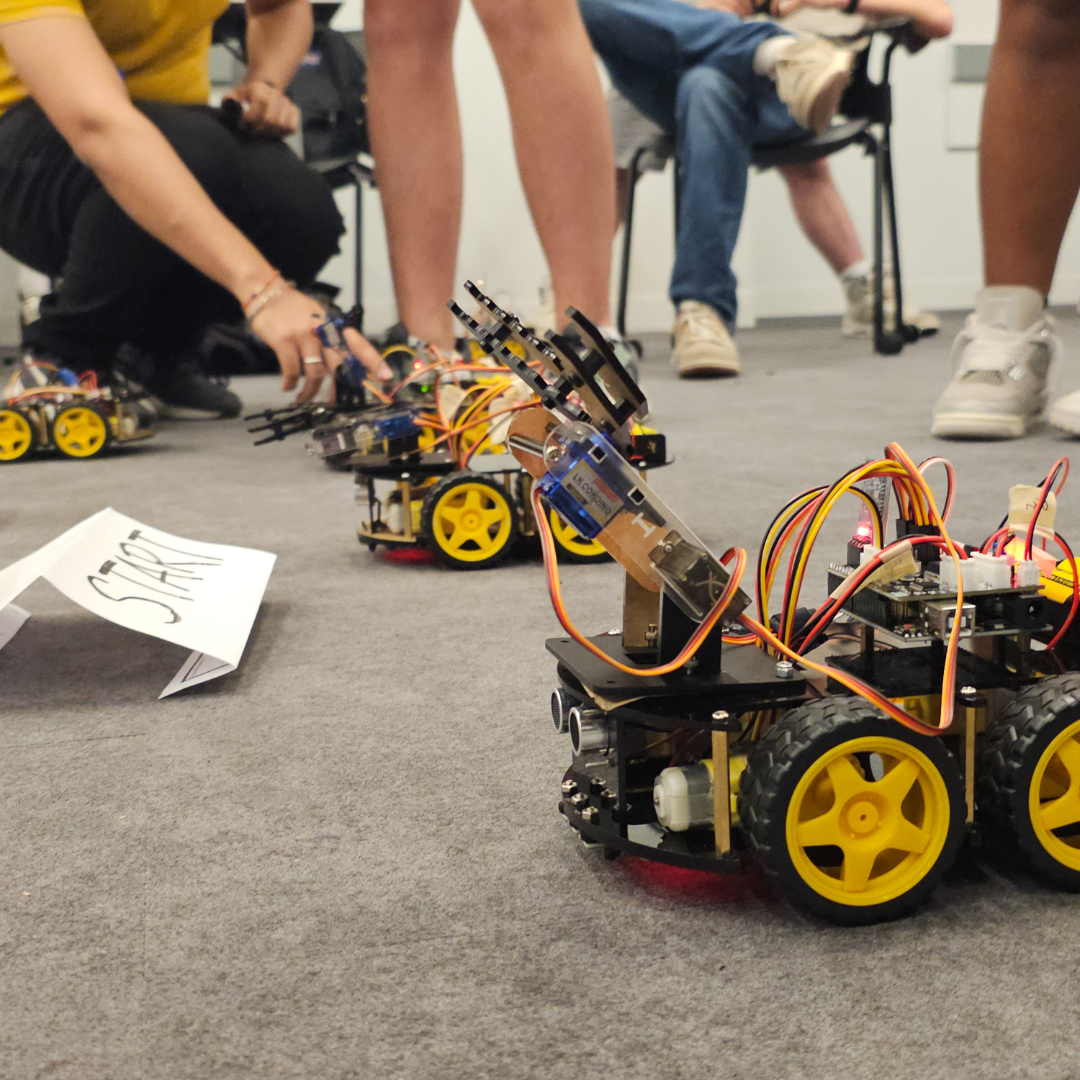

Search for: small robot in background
xmin=0 ymin=357 xmax=156 ymax=462
xmin=454 ymin=281 xmax=1080 ymax=925
xmin=348 ymin=320 xmax=665 ymax=570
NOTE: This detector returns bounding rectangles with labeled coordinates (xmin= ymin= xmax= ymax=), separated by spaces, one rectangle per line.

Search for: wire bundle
xmin=4 ymin=359 xmax=97 ymax=406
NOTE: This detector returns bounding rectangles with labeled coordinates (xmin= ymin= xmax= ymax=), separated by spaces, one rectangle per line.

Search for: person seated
xmin=610 ymin=88 xmax=941 ymax=346
xmin=931 ymin=0 xmax=1080 ymax=440
xmin=0 ymin=0 xmax=387 ymax=421
xmin=580 ymin=0 xmax=953 ymax=377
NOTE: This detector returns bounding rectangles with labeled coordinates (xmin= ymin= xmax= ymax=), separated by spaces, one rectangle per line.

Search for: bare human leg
xmin=364 ymin=0 xmax=463 ymax=348
xmin=474 ymin=0 xmax=616 ymax=327
xmin=778 ymin=160 xmax=863 ymax=275
xmin=981 ymin=0 xmax=1080 ymax=295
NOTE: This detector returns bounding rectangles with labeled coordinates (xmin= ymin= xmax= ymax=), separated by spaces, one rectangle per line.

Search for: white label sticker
xmin=563 ymin=462 xmax=620 ymax=527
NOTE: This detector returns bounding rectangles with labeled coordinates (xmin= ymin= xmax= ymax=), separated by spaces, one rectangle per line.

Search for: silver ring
xmin=302 ymin=355 xmax=324 ymax=366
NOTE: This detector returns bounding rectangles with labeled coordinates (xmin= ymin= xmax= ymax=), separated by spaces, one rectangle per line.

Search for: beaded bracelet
xmin=245 ymin=282 xmax=290 ymax=325
xmin=242 ymin=270 xmax=283 ymax=317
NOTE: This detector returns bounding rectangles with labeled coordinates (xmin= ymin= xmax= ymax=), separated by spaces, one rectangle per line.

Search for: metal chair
xmin=615 ymin=21 xmax=928 ymax=355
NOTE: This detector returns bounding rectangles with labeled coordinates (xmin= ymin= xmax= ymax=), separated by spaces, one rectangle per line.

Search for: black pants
xmin=0 ymin=98 xmax=344 ymax=373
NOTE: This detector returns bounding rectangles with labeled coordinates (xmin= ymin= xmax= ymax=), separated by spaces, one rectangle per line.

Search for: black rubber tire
xmin=978 ymin=673 xmax=1080 ymax=889
xmin=419 ymin=473 xmax=519 ymax=570
xmin=738 ymin=696 xmax=965 ymax=925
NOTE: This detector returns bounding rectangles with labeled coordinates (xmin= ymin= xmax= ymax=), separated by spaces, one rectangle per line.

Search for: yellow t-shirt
xmin=0 ymin=0 xmax=230 ymax=117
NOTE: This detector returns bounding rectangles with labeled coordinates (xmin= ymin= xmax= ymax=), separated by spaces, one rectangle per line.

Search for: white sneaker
xmin=671 ymin=301 xmax=740 ymax=379
xmin=842 ymin=271 xmax=940 ymax=339
xmin=773 ymin=35 xmax=855 ymax=135
xmin=931 ymin=291 xmax=1054 ymax=439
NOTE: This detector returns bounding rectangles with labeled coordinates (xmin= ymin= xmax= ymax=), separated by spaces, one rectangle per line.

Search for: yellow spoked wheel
xmin=979 ymin=674 xmax=1080 ymax=887
xmin=457 ymin=417 xmax=506 ymax=462
xmin=0 ymin=408 xmax=34 ymax=462
xmin=52 ymin=405 xmax=110 ymax=459
xmin=739 ymin=697 xmax=963 ymax=924
xmin=421 ymin=474 xmax=518 ymax=569
xmin=548 ymin=509 xmax=609 ymax=564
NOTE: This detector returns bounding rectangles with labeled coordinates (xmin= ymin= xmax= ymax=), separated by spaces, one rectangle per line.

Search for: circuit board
xmin=826 ymin=564 xmax=1048 ymax=644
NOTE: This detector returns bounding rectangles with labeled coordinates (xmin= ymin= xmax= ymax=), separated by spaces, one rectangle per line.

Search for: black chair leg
xmin=616 ymin=148 xmax=647 ymax=339
xmin=882 ymin=129 xmax=919 ymax=345
xmin=350 ymin=165 xmax=365 ymax=333
xmin=871 ymin=132 xmax=904 ymax=356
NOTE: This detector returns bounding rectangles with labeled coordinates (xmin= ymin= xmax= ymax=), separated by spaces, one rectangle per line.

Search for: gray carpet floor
xmin=5 ymin=311 xmax=1080 ymax=1080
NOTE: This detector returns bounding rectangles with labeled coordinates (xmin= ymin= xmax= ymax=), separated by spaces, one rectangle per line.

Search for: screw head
xmin=561 ymin=779 xmax=578 ymax=796
xmin=712 ymin=710 xmax=730 ymax=722
xmin=961 ymin=685 xmax=977 ymax=698
xmin=776 ymin=660 xmax=795 ymax=679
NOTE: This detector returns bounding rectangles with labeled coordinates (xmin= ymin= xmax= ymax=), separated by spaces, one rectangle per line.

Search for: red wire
xmin=1025 ymin=458 xmax=1069 ymax=560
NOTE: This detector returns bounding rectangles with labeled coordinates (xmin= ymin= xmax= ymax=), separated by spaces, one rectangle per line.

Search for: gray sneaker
xmin=931 ymin=312 xmax=1054 ymax=440
xmin=671 ymin=301 xmax=739 ymax=379
xmin=842 ymin=271 xmax=940 ymax=339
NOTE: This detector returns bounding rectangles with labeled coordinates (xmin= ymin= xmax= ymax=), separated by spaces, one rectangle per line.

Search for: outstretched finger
xmin=279 ymin=341 xmax=302 ymax=393
xmin=295 ymin=331 xmax=329 ymax=401
xmin=343 ymin=326 xmax=393 ymax=380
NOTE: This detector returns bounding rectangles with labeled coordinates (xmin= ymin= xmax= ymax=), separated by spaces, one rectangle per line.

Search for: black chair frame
xmin=616 ymin=29 xmax=920 ymax=355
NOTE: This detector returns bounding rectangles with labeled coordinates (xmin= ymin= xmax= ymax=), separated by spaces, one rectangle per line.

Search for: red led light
xmin=618 ymin=855 xmax=770 ymax=904
xmin=381 ymin=547 xmax=437 ymax=564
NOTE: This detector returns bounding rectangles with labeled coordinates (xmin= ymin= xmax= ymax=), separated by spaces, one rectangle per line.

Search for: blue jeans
xmin=579 ymin=0 xmax=808 ymax=327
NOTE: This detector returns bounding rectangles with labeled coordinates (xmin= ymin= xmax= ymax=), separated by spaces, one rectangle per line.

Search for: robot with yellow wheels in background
xmin=454 ymin=282 xmax=1080 ymax=925
xmin=0 ymin=357 xmax=156 ymax=462
xmin=349 ymin=310 xmax=665 ymax=570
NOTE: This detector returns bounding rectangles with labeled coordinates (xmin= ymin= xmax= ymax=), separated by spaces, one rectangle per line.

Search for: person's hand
xmin=248 ymin=286 xmax=391 ymax=402
xmin=695 ymin=0 xmax=755 ymax=14
xmin=222 ymin=80 xmax=300 ymax=138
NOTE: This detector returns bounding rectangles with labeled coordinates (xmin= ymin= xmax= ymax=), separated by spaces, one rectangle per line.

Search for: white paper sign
xmin=0 ymin=509 xmax=276 ymax=697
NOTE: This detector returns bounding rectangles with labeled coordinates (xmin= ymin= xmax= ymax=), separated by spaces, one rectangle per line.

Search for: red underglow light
xmin=381 ymin=547 xmax=437 ymax=565
xmin=619 ymin=855 xmax=771 ymax=904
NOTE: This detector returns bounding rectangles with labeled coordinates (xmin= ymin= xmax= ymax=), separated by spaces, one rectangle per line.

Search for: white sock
xmin=840 ymin=260 xmax=870 ymax=284
xmin=752 ymin=34 xmax=796 ymax=78
xmin=976 ymin=285 xmax=1045 ymax=333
